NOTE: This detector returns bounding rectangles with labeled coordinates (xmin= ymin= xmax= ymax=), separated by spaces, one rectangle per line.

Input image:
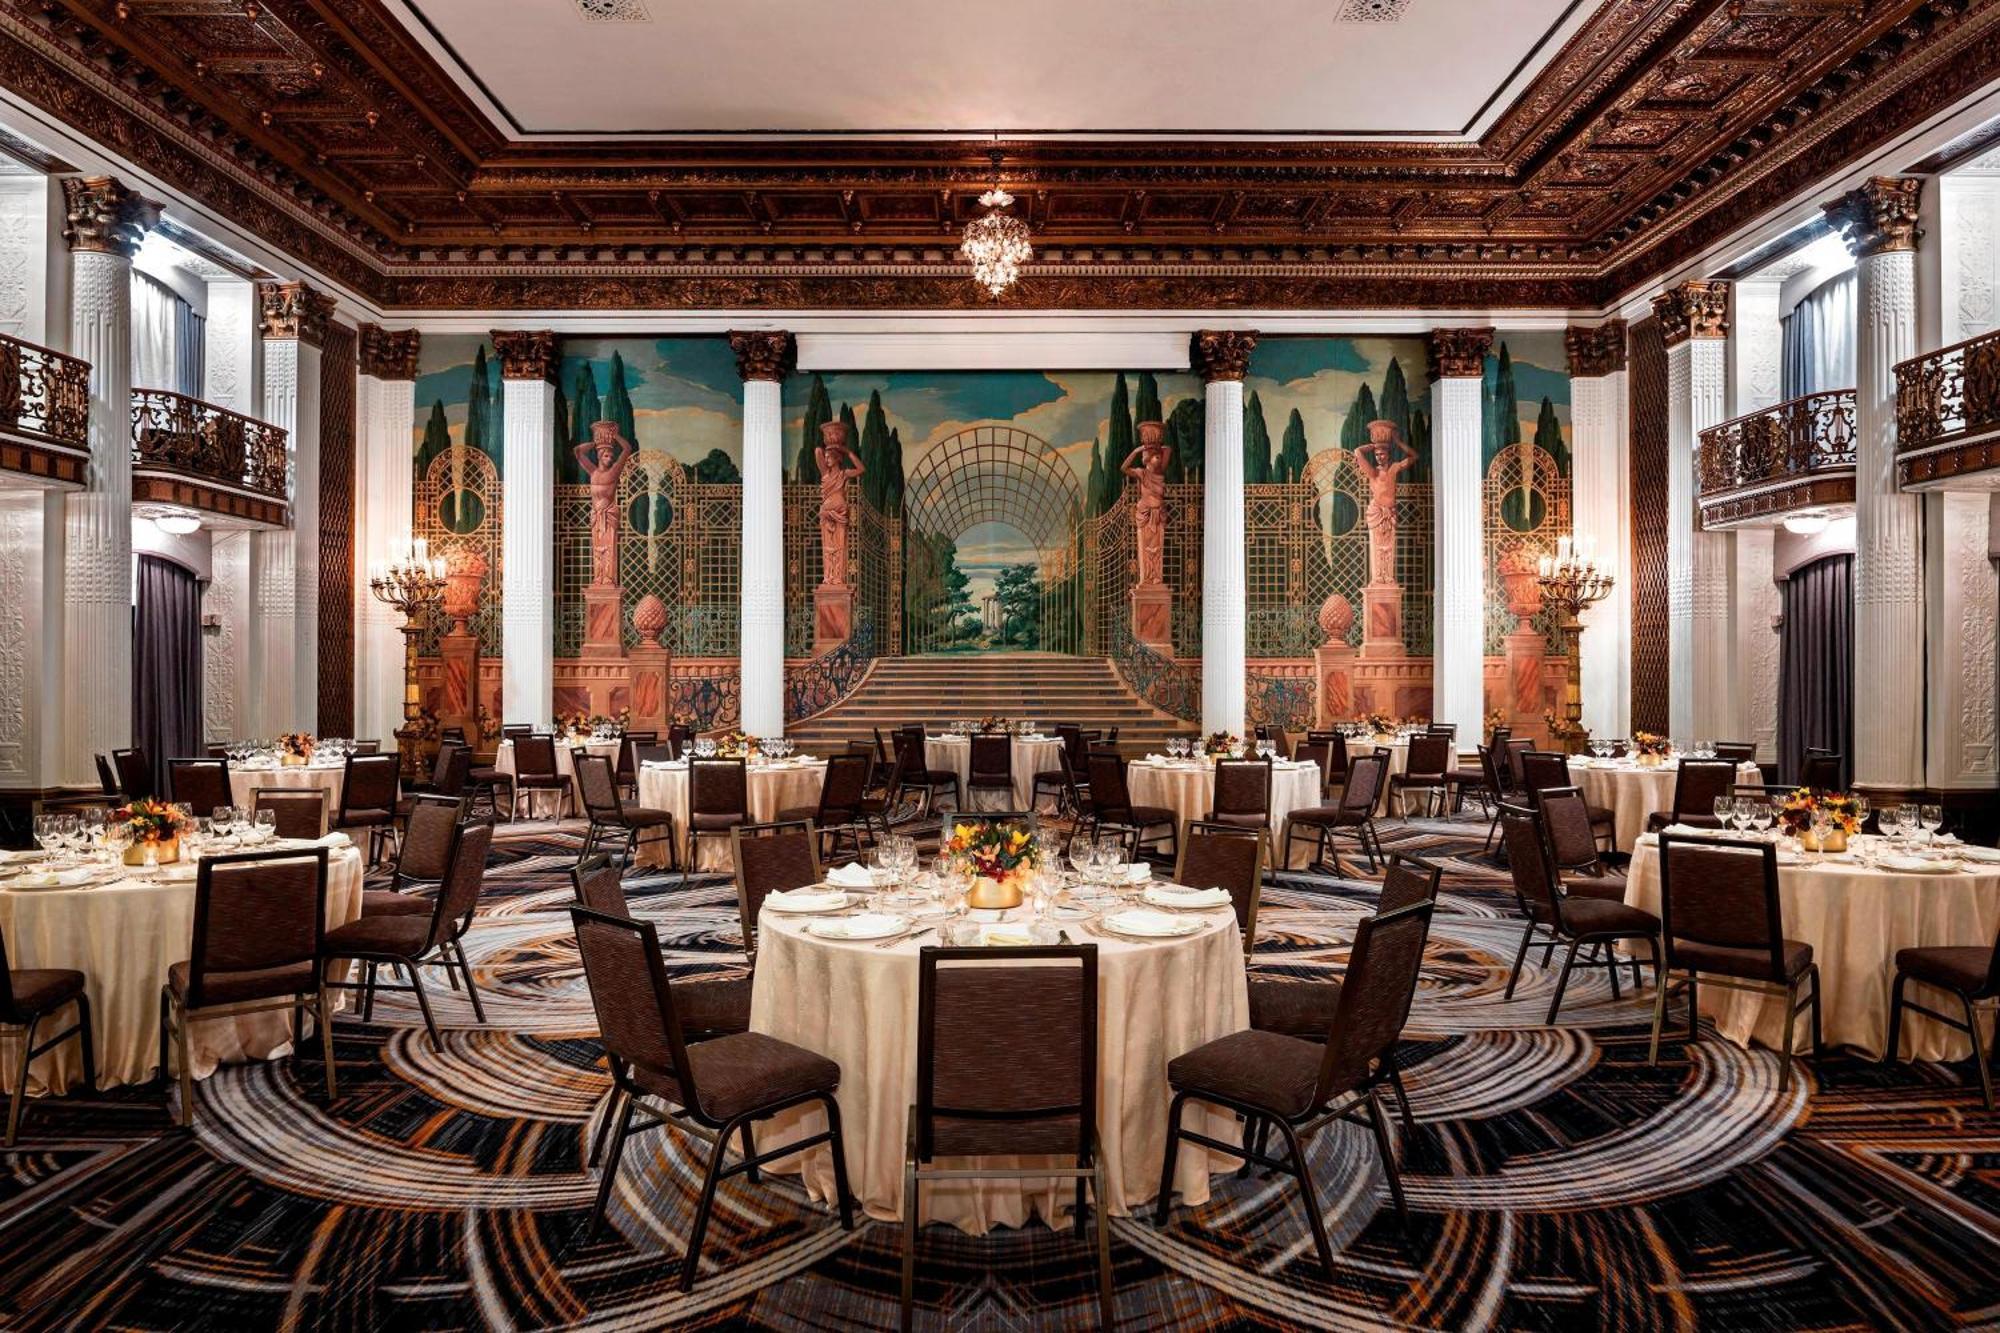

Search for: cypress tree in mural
xmin=1166 ymin=396 xmax=1204 ymax=483
xmin=1106 ymin=373 xmax=1134 ymax=492
xmin=604 ymin=351 xmax=638 ymax=443
xmin=1134 ymin=371 xmax=1162 ymax=425
xmin=837 ymin=403 xmax=861 ymax=490
xmin=1378 ymin=357 xmax=1412 ymax=443
xmin=1533 ymin=394 xmax=1569 ymax=471
xmin=552 ymin=381 xmax=573 ymax=483
xmin=1483 ymin=342 xmax=1519 ymax=470
xmin=464 ymin=345 xmax=490 ymax=455
xmin=797 ymin=373 xmax=830 ymax=483
xmin=1339 ymin=382 xmax=1379 ymax=451
xmin=1085 ymin=437 xmax=1107 ymax=517
xmin=885 ymin=426 xmax=906 ymax=513
xmin=1243 ymin=390 xmax=1272 ymax=485
xmin=419 ymin=400 xmax=450 ymax=473
xmin=858 ymin=389 xmax=892 ymax=511
xmin=1407 ymin=406 xmax=1432 ymax=483
xmin=1277 ymin=408 xmax=1310 ymax=483
xmin=572 ymin=363 xmax=602 ymax=438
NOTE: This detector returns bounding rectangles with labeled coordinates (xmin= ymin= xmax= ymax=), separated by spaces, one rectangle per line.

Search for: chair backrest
xmin=667 ymin=724 xmax=694 ymax=758
xmin=1502 ymin=738 xmax=1534 ymax=790
xmin=112 ymin=747 xmax=152 ymax=800
xmin=1538 ymin=786 xmax=1604 ymax=874
xmin=1211 ymin=758 xmax=1272 ymax=819
xmin=572 ymin=752 xmax=623 ymax=820
xmin=815 ymin=752 xmax=872 ymax=818
xmin=169 ymin=759 xmax=231 ymax=815
xmin=1484 ymin=725 xmax=1512 ymax=759
xmin=1800 ymin=751 xmax=1842 ymax=793
xmin=340 ymin=754 xmax=401 ymax=818
xmin=428 ymin=740 xmax=465 ymax=791
xmin=1176 ymin=822 xmax=1264 ymax=948
xmin=441 ymin=726 xmax=469 ymax=744
xmin=1496 ymin=801 xmax=1565 ymax=933
xmin=437 ymin=743 xmax=472 ymax=795
xmin=1265 ymin=726 xmax=1292 ymax=758
xmin=1518 ymin=749 xmax=1574 ymax=802
xmin=968 ymin=734 xmax=1012 ymax=781
xmin=731 ymin=820 xmax=821 ymax=949
xmin=1713 ymin=741 xmax=1757 ymax=763
xmin=355 ymin=740 xmax=383 ymax=755
xmin=427 ymin=817 xmax=494 ymax=944
xmin=1658 ymin=836 xmax=1789 ymax=981
xmin=1325 ymin=731 xmax=1350 ymax=779
xmin=513 ymin=734 xmax=559 ymax=780
xmin=633 ymin=743 xmax=675 ymax=768
xmin=1339 ymin=750 xmax=1388 ymax=815
xmin=689 ymin=757 xmax=748 ymax=817
xmin=915 ymin=945 xmax=1097 ymax=1163
xmin=1670 ymin=759 xmax=1739 ymax=818
xmin=398 ymin=793 xmax=469 ymax=883
xmin=570 ymin=905 xmax=699 ymax=1111
xmin=95 ymin=753 xmax=120 ymax=797
xmin=1378 ymin=853 xmax=1441 ymax=916
xmin=500 ymin=724 xmax=532 ymax=740
xmin=1057 ymin=723 xmax=1088 ymax=778
xmin=1314 ymin=895 xmax=1434 ymax=1105
xmin=618 ymin=731 xmax=657 ymax=782
xmin=1292 ymin=740 xmax=1332 ymax=791
xmin=1404 ymin=734 xmax=1451 ymax=779
xmin=184 ymin=848 xmax=329 ymax=1010
xmin=1478 ymin=744 xmax=1506 ymax=799
xmin=1084 ymin=750 xmax=1132 ymax=813
xmin=570 ymin=851 xmax=630 ymax=916
xmin=252 ymin=787 xmax=329 ymax=839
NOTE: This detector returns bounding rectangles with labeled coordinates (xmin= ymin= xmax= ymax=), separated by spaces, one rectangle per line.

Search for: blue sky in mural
xmin=554 ymin=337 xmax=745 ymax=466
xmin=411 ymin=333 xmax=501 ymax=453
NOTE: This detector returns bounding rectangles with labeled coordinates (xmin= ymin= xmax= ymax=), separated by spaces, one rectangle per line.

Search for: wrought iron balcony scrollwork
xmin=1895 ymin=330 xmax=2000 ymax=481
xmin=785 ymin=616 xmax=877 ymax=724
xmin=1696 ymin=389 xmax=1855 ymax=526
xmin=130 ymin=388 xmax=290 ymax=499
xmin=1246 ymin=670 xmax=1316 ymax=733
xmin=0 ymin=332 xmax=89 ymax=448
xmin=1109 ymin=619 xmax=1200 ymax=723
xmin=670 ymin=670 xmax=742 ymax=732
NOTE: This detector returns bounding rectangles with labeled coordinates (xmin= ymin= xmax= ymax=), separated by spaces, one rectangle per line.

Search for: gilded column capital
xmin=60 ymin=176 xmax=159 ymax=257
xmin=1824 ymin=176 xmax=1923 ymax=258
xmin=1653 ymin=281 xmax=1729 ymax=347
xmin=491 ymin=330 xmax=560 ymax=381
xmin=1190 ymin=329 xmax=1259 ymax=382
xmin=729 ymin=330 xmax=794 ymax=382
xmin=1426 ymin=327 xmax=1494 ymax=380
xmin=257 ymin=280 xmax=337 ymax=347
xmin=357 ymin=325 xmax=421 ymax=380
xmin=1564 ymin=320 xmax=1628 ymax=377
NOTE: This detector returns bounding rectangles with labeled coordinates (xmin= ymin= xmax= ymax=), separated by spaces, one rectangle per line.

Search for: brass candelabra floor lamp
xmin=368 ymin=539 xmax=447 ymax=781
xmin=1536 ymin=538 xmax=1615 ymax=756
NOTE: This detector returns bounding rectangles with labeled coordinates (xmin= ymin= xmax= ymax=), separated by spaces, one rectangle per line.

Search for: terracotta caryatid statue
xmin=1353 ymin=419 xmax=1416 ymax=586
xmin=815 ymin=419 xmax=866 ymax=588
xmin=1122 ymin=419 xmax=1171 ymax=588
xmin=575 ymin=420 xmax=634 ymax=588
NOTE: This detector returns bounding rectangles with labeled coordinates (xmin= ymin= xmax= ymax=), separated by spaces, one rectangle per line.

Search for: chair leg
xmin=586 ymin=1094 xmax=635 ymax=1242
xmin=1601 ymin=941 xmax=1622 ymax=1001
xmin=1807 ymin=966 xmax=1823 ymax=1057
xmin=1884 ymin=972 xmax=1909 ymax=1065
xmin=316 ymin=985 xmax=338 ymax=1101
xmin=73 ymin=992 xmax=95 ymax=1094
xmin=1273 ymin=1116 xmax=1337 ymax=1276
xmin=1963 ymin=992 xmax=1995 ymax=1112
xmin=1779 ymin=980 xmax=1800 ymax=1093
xmin=452 ymin=939 xmax=487 ymax=1025
xmin=361 ymin=961 xmax=379 ymax=1024
xmin=822 ymin=1092 xmax=855 ymax=1231
xmin=406 ymin=963 xmax=443 ymax=1052
xmin=176 ymin=1000 xmax=196 ymax=1128
xmin=1386 ymin=1063 xmax=1416 ymax=1133
xmin=900 ymin=1155 xmax=920 ymax=1332
xmin=1093 ymin=1155 xmax=1116 ymax=1329
xmin=739 ymin=1122 xmax=759 ymax=1184
xmin=1503 ymin=923 xmax=1538 ymax=1001
xmin=1235 ymin=1114 xmax=1259 ymax=1180
xmin=1152 ymin=1092 xmax=1187 ymax=1225
xmin=1647 ymin=968 xmax=1672 ymax=1066
xmin=1686 ymin=975 xmax=1700 ymax=1042
xmin=678 ymin=1117 xmax=737 ymax=1293
xmin=1546 ymin=939 xmax=1581 ymax=1025
xmin=1361 ymin=1087 xmax=1409 ymax=1230
xmin=6 ymin=1014 xmax=37 ymax=1147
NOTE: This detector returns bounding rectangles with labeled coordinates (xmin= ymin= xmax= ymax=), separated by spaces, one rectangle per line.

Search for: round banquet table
xmin=924 ymin=734 xmax=1067 ymax=811
xmin=749 ymin=903 xmax=1250 ymax=1233
xmin=634 ymin=758 xmax=830 ymax=870
xmin=1623 ymin=836 xmax=2000 ymax=1060
xmin=1572 ymin=759 xmax=1764 ymax=852
xmin=227 ymin=761 xmax=347 ymax=816
xmin=0 ymin=840 xmax=365 ymax=1095
xmin=1124 ymin=757 xmax=1325 ymax=867
xmin=495 ymin=738 xmax=623 ymax=817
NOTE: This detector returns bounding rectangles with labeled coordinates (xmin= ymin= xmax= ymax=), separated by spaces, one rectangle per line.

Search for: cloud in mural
xmin=1251 ymin=338 xmax=1372 ymax=386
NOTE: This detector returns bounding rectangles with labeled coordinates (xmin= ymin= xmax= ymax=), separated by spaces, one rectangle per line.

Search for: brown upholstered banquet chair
xmin=401 ymin=740 xmax=469 ymax=806
xmin=1519 ymin=750 xmax=1616 ymax=852
xmin=616 ymin=730 xmax=657 ymax=799
xmin=338 ymin=753 xmax=402 ymax=864
xmin=574 ymin=752 xmax=677 ymax=870
xmin=571 ymin=904 xmax=854 ymax=1291
xmin=160 ymin=847 xmax=335 ymax=1127
xmin=500 ymin=724 xmax=532 ymax=741
xmin=1502 ymin=737 xmax=1534 ymax=794
xmin=1292 ymin=738 xmax=1332 ymax=795
xmin=1538 ymin=786 xmax=1623 ymax=884
xmin=1446 ymin=726 xmax=1505 ymax=814
xmin=507 ymin=734 xmax=571 ymax=820
xmin=112 ymin=747 xmax=152 ymax=801
xmin=1 ymin=924 xmax=93 ymax=1146
xmin=1206 ymin=757 xmax=1273 ymax=832
xmin=1175 ymin=822 xmax=1265 ymax=954
xmin=168 ymin=758 xmax=230 ymax=818
xmin=253 ymin=787 xmax=329 ymax=839
xmin=1083 ymin=750 xmax=1177 ymax=860
xmin=730 ymin=821 xmax=821 ymax=964
xmin=1643 ymin=758 xmax=1738 ymax=833
xmin=1801 ymin=749 xmax=1843 ymax=792
xmin=1886 ymin=919 xmax=2000 ymax=1109
xmin=1649 ymin=835 xmax=1821 ymax=1090
xmin=362 ymin=793 xmax=467 ymax=919
xmin=1155 ymin=888 xmax=1435 ymax=1274
xmin=894 ymin=726 xmax=960 ymax=814
xmin=632 ymin=742 xmax=675 ymax=769
xmin=322 ymin=818 xmax=495 ymax=1049
xmin=1713 ymin=741 xmax=1758 ymax=763
xmin=683 ymin=757 xmax=750 ymax=881
xmin=1387 ymin=733 xmax=1451 ymax=819
xmin=776 ymin=752 xmax=871 ymax=862
xmin=1278 ymin=750 xmax=1388 ymax=876
xmin=902 ymin=944 xmax=1111 ymax=1328
xmin=1475 ymin=745 xmax=1511 ymax=851
xmin=1256 ymin=724 xmax=1293 ymax=760
xmin=94 ymin=753 xmax=121 ymax=798
xmin=1496 ymin=804 xmax=1660 ymax=1022
xmin=666 ymin=723 xmax=694 ymax=759
xmin=1319 ymin=731 xmax=1350 ymax=790
xmin=572 ymin=852 xmax=748 ymax=1042
xmin=966 ymin=733 xmax=1015 ymax=809
xmin=1032 ymin=723 xmax=1088 ymax=816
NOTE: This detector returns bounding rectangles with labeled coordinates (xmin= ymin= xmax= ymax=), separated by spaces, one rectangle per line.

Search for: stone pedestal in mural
xmin=1498 ymin=550 xmax=1547 ymax=735
xmin=436 ymin=548 xmax=485 ymax=747
xmin=1359 ymin=582 xmax=1403 ymax=660
xmin=1130 ymin=584 xmax=1174 ymax=653
xmin=1314 ymin=593 xmax=1356 ymax=724
xmin=815 ymin=584 xmax=854 ymax=655
xmin=581 ymin=585 xmax=625 ymax=661
xmin=628 ymin=595 xmax=673 ymax=731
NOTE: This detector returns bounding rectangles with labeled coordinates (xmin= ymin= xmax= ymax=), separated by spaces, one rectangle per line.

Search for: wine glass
xmin=253 ymin=809 xmax=277 ymax=844
xmin=1918 ymin=803 xmax=1943 ymax=840
xmin=31 ymin=814 xmax=60 ymax=864
xmin=1730 ymin=798 xmax=1753 ymax=832
xmin=1852 ymin=795 xmax=1870 ymax=835
xmin=1068 ymin=834 xmax=1093 ymax=884
xmin=102 ymin=818 xmax=132 ymax=867
xmin=1712 ymin=796 xmax=1733 ymax=828
xmin=1750 ymin=799 xmax=1775 ymax=837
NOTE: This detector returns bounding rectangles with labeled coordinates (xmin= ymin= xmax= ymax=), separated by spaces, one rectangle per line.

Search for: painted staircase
xmin=786 ymin=654 xmax=1188 ymax=754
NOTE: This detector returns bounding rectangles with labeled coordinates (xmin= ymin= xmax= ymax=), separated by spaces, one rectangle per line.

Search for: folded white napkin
xmin=317 ymin=831 xmax=353 ymax=849
xmin=157 ymin=863 xmax=199 ymax=882
xmin=12 ymin=867 xmax=97 ymax=888
xmin=973 ymin=924 xmax=1039 ymax=947
xmin=806 ymin=912 xmax=903 ymax=939
xmin=1659 ymin=823 xmax=1734 ymax=839
xmin=826 ymin=862 xmax=878 ymax=888
xmin=765 ymin=886 xmax=848 ymax=912
xmin=1143 ymin=884 xmax=1230 ymax=909
xmin=1104 ymin=907 xmax=1197 ymax=936
xmin=1878 ymin=854 xmax=1962 ymax=874
xmin=1955 ymin=844 xmax=2000 ymax=864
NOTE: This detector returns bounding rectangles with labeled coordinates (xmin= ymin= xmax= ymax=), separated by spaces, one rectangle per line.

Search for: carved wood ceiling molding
xmin=0 ymin=0 xmax=1994 ymax=310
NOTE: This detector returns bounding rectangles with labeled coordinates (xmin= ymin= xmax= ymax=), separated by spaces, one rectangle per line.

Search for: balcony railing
xmin=1894 ymin=328 xmax=2000 ymax=487
xmin=131 ymin=388 xmax=288 ymax=501
xmin=1697 ymin=389 xmax=1855 ymax=528
xmin=0 ymin=332 xmax=91 ymax=484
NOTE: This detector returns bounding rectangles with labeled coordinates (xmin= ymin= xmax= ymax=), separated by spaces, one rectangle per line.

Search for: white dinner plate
xmin=1099 ymin=908 xmax=1203 ymax=939
xmin=806 ymin=912 xmax=908 ymax=941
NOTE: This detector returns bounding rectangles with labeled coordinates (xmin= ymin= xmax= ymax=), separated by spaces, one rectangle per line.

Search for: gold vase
xmin=966 ymin=874 xmax=1023 ymax=910
xmin=1636 ymin=753 xmax=1662 ymax=767
xmin=281 ymin=753 xmax=308 ymax=767
xmin=1799 ymin=828 xmax=1847 ymax=853
xmin=125 ymin=835 xmax=179 ymax=866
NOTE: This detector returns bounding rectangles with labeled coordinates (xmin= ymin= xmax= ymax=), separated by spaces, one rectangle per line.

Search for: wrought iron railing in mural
xmin=1246 ymin=664 xmax=1317 ymax=733
xmin=0 ymin=332 xmax=89 ymax=451
xmin=1895 ymin=330 xmax=2000 ymax=470
xmin=130 ymin=387 xmax=290 ymax=499
xmin=1481 ymin=443 xmax=1572 ymax=656
xmin=414 ymin=444 xmax=502 ymax=656
xmin=785 ymin=616 xmax=879 ymax=723
xmin=1082 ymin=482 xmax=1203 ymax=659
xmin=1698 ymin=390 xmax=1857 ymax=495
xmin=670 ymin=666 xmax=741 ymax=732
xmin=1107 ymin=618 xmax=1200 ymax=722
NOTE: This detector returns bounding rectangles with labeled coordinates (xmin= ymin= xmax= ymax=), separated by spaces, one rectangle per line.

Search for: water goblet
xmin=1712 ymin=795 xmax=1733 ymax=827
xmin=253 ymin=809 xmax=277 ymax=844
xmin=1919 ymin=803 xmax=1944 ymax=841
xmin=1750 ymin=800 xmax=1775 ymax=837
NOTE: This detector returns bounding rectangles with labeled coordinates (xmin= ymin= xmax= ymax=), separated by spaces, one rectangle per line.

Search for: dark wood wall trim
xmin=317 ymin=323 xmax=356 ymax=737
xmin=1628 ymin=315 xmax=1670 ymax=736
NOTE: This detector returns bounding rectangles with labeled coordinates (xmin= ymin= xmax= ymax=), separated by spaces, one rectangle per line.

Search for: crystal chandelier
xmin=960 ymin=150 xmax=1032 ymax=297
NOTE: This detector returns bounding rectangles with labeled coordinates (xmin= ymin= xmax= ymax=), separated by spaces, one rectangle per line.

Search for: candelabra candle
xmin=1536 ymin=549 xmax=1617 ymax=755
xmin=370 ymin=541 xmax=449 ymax=779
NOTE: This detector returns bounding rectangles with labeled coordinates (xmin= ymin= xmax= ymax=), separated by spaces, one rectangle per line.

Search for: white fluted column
xmin=1192 ymin=331 xmax=1256 ymax=735
xmin=355 ymin=326 xmax=419 ymax=745
xmin=59 ymin=177 xmax=156 ymax=784
xmin=491 ymin=331 xmax=558 ymax=727
xmin=1726 ymin=281 xmax=1785 ymax=763
xmin=1656 ymin=282 xmax=1733 ymax=744
xmin=1427 ymin=328 xmax=1491 ymax=745
xmin=1827 ymin=178 xmax=1925 ymax=792
xmin=731 ymin=331 xmax=791 ymax=737
xmin=256 ymin=281 xmax=334 ymax=733
xmin=1565 ymin=323 xmax=1632 ymax=742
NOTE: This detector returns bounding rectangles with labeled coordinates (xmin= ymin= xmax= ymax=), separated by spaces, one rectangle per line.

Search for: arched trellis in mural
xmin=414 ymin=444 xmax=502 ymax=656
xmin=1481 ymin=439 xmax=1574 ymax=735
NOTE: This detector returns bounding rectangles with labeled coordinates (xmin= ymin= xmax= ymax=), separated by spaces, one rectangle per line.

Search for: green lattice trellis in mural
xmin=413 ymin=444 xmax=502 ymax=656
xmin=1482 ymin=443 xmax=1573 ymax=654
xmin=1083 ymin=481 xmax=1202 ymax=659
xmin=783 ymin=481 xmax=899 ymax=659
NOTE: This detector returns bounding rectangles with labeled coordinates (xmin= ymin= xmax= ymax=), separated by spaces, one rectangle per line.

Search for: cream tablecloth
xmin=1624 ymin=836 xmax=2000 ymax=1059
xmin=925 ymin=734 xmax=1066 ymax=811
xmin=634 ymin=759 xmax=830 ymax=869
xmin=0 ymin=841 xmax=365 ymax=1094
xmin=1573 ymin=760 xmax=1763 ymax=852
xmin=227 ymin=762 xmax=347 ymax=817
xmin=749 ymin=904 xmax=1249 ymax=1233
xmin=1126 ymin=758 xmax=1324 ymax=867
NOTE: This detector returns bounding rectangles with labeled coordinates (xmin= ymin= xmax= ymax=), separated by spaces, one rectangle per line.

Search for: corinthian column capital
xmin=729 ymin=330 xmax=794 ymax=382
xmin=60 ymin=176 xmax=160 ymax=257
xmin=1824 ymin=176 xmax=1923 ymax=259
xmin=1190 ymin=329 xmax=1258 ymax=382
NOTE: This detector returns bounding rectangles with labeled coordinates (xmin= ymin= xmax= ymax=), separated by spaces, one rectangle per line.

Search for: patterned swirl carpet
xmin=2 ymin=814 xmax=1996 ymax=1331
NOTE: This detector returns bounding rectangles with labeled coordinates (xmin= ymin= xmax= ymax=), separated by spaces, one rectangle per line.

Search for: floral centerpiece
xmin=1631 ymin=731 xmax=1671 ymax=766
xmin=715 ymin=730 xmax=759 ymax=759
xmin=1358 ymin=712 xmax=1397 ymax=740
xmin=555 ymin=709 xmax=625 ymax=742
xmin=1202 ymin=730 xmax=1241 ymax=758
xmin=276 ymin=732 xmax=315 ymax=767
xmin=944 ymin=820 xmax=1041 ymax=910
xmin=115 ymin=797 xmax=186 ymax=864
xmin=975 ymin=715 xmax=1012 ymax=734
xmin=1778 ymin=788 xmax=1861 ymax=852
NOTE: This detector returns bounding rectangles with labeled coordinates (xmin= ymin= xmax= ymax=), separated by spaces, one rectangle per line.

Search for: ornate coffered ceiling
xmin=0 ymin=0 xmax=1995 ymax=309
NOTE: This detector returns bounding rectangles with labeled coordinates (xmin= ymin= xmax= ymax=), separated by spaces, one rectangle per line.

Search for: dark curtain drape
xmin=175 ymin=303 xmax=205 ymax=401
xmin=1777 ymin=553 xmax=1853 ymax=788
xmin=133 ymin=555 xmax=203 ymax=797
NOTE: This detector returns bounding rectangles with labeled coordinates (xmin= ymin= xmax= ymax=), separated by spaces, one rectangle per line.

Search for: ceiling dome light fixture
xmin=960 ymin=147 xmax=1032 ymax=298
xmin=1782 ymin=509 xmax=1830 ymax=536
xmin=154 ymin=510 xmax=202 ymax=536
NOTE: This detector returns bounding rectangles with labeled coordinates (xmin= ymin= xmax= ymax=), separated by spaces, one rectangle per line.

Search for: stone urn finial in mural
xmin=1498 ymin=549 xmax=1545 ymax=629
xmin=574 ymin=420 xmax=634 ymax=589
xmin=632 ymin=594 xmax=668 ymax=648
xmin=1122 ymin=419 xmax=1171 ymax=589
xmin=814 ymin=419 xmax=865 ymax=590
xmin=1317 ymin=592 xmax=1355 ymax=646
xmin=441 ymin=548 xmax=488 ymax=635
